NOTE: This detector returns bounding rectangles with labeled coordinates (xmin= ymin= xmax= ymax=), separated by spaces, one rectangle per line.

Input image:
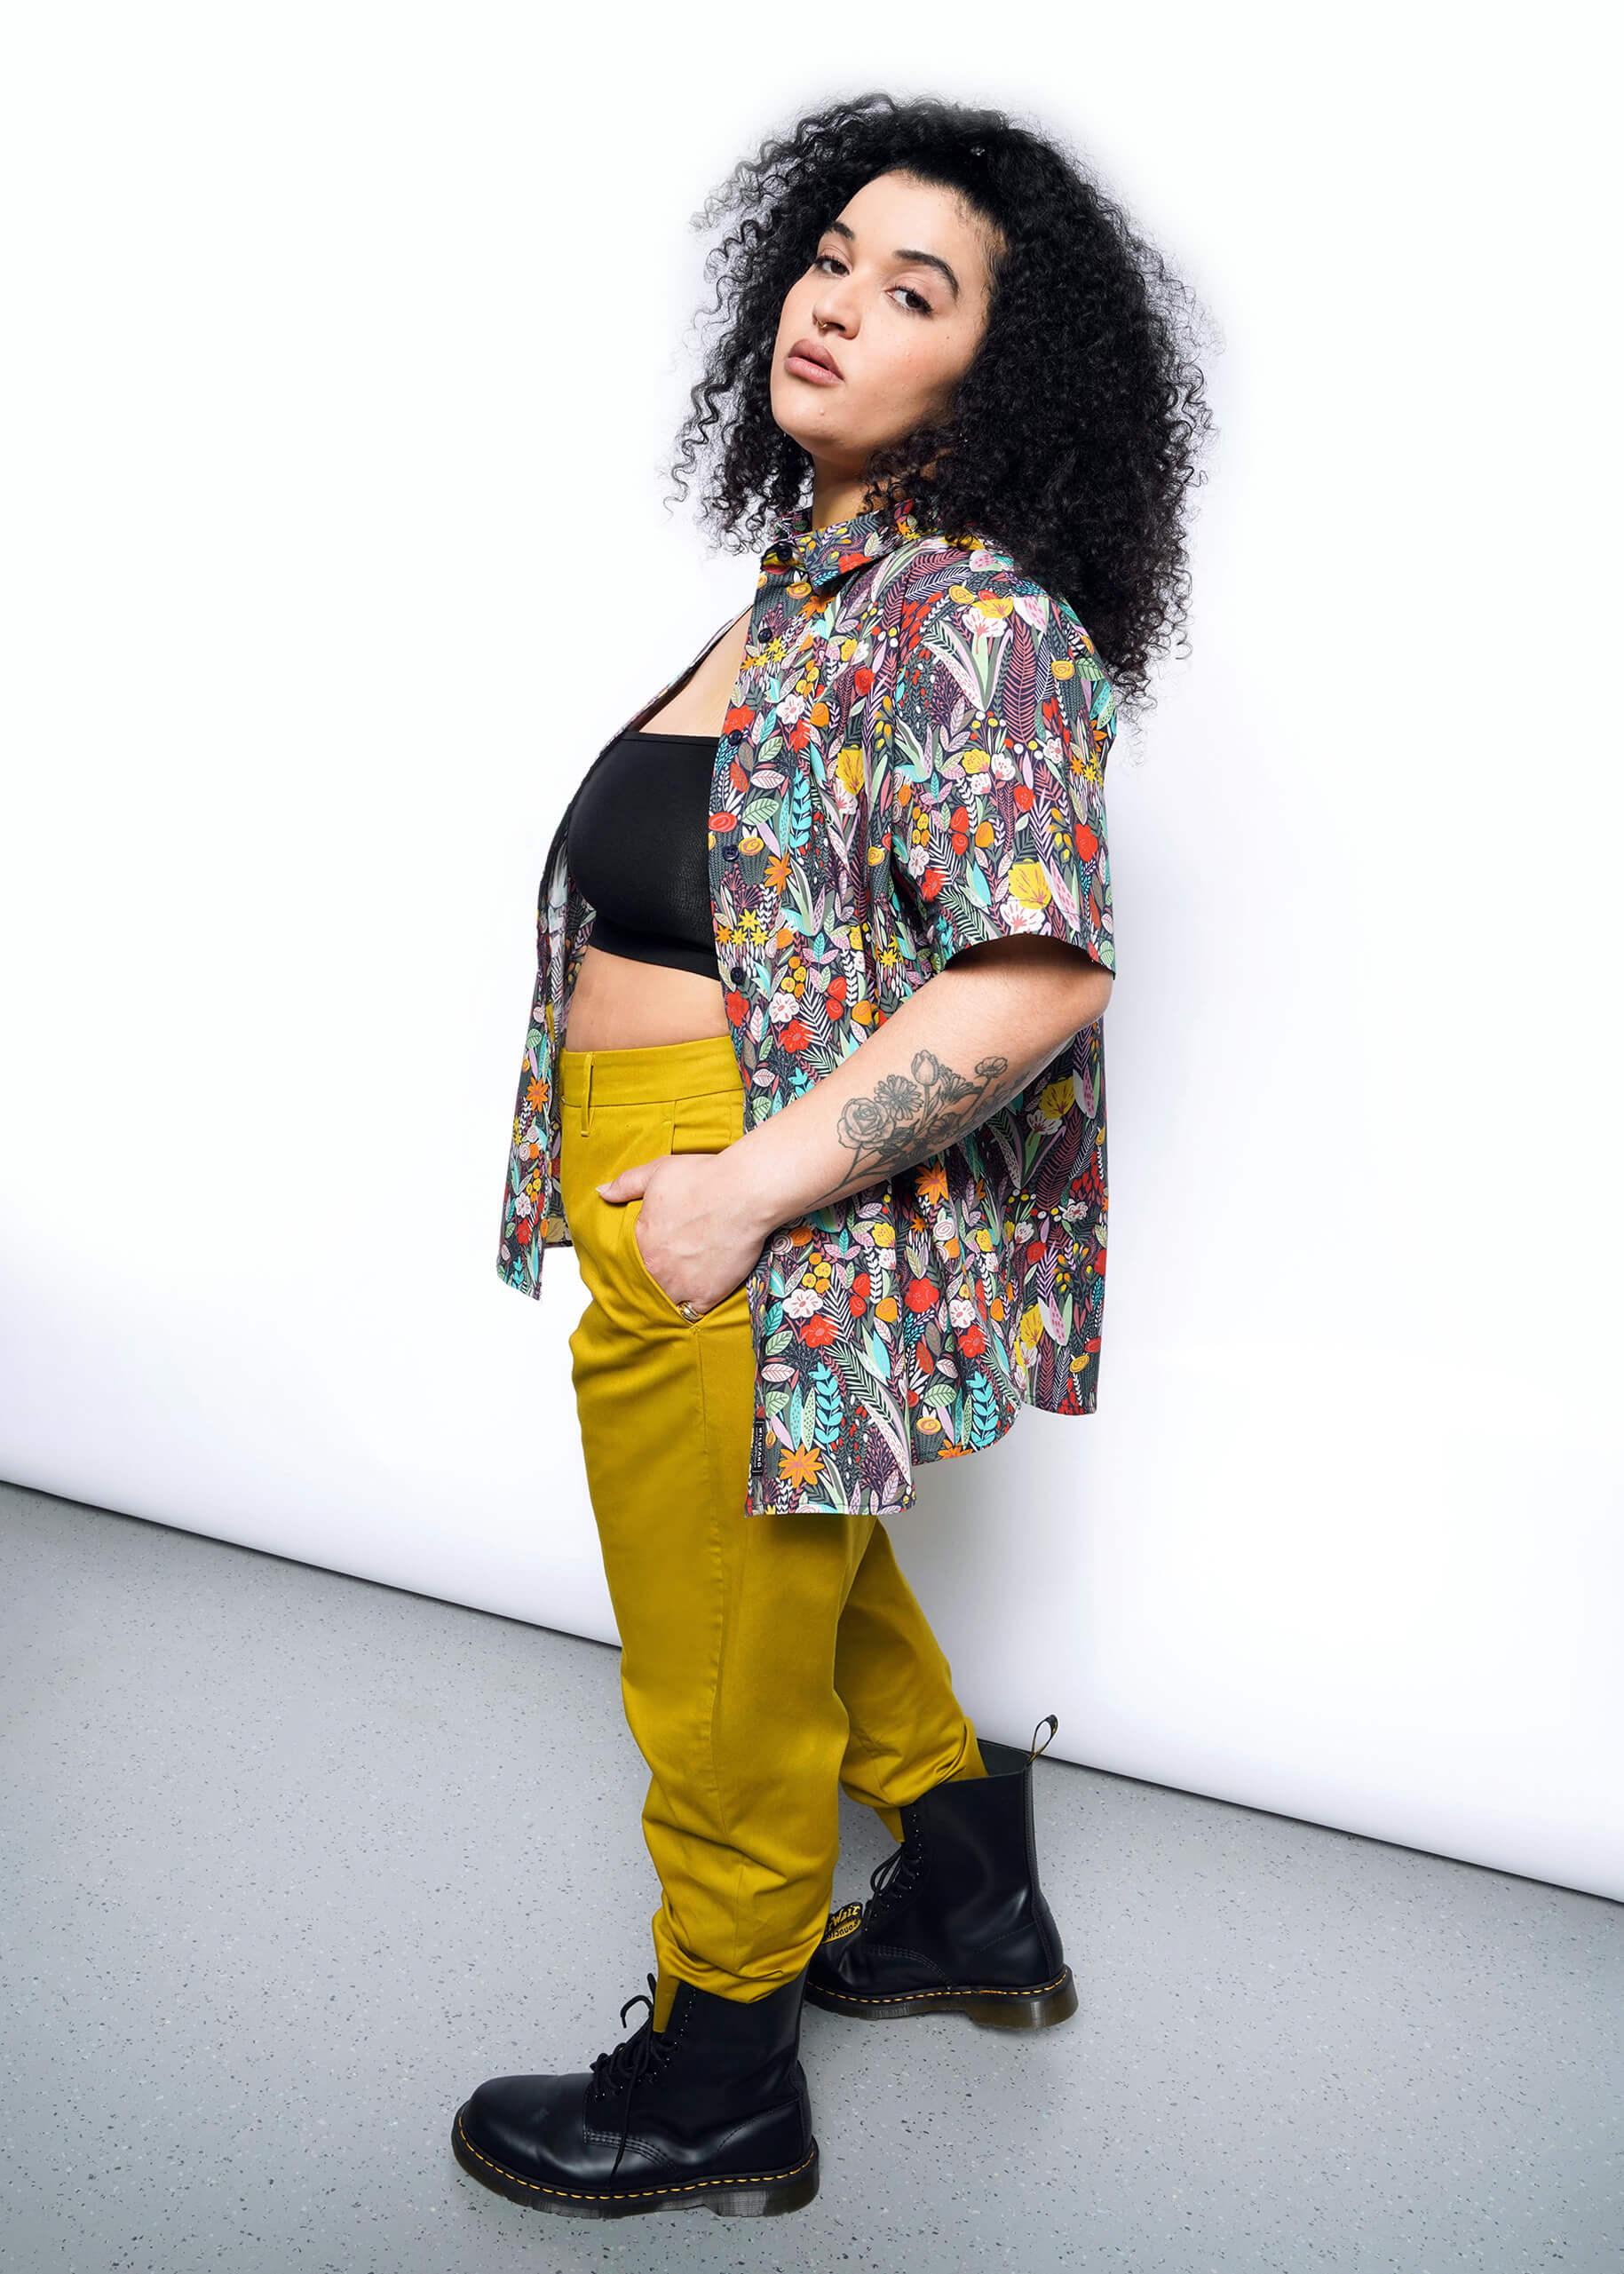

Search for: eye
xmin=812 ymin=250 xmax=933 ymax=315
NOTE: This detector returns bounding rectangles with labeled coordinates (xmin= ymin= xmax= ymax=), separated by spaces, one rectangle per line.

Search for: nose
xmin=808 ymin=282 xmax=856 ymax=337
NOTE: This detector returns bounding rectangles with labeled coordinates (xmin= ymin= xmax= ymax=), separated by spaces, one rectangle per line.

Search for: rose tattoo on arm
xmin=801 ymin=1045 xmax=1058 ymax=1212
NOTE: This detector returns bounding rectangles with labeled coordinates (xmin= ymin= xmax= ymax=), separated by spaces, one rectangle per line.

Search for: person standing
xmin=456 ymin=91 xmax=1211 ymax=2222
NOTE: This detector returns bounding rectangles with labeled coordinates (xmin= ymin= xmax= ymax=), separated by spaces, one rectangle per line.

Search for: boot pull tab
xmin=1027 ymin=1714 xmax=1058 ymax=1763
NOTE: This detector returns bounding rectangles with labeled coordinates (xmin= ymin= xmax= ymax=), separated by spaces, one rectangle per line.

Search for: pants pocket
xmin=624 ymin=1192 xmax=697 ymax=1328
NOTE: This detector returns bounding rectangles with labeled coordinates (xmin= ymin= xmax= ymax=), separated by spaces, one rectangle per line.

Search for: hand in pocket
xmin=597 ymin=1148 xmax=765 ymax=1318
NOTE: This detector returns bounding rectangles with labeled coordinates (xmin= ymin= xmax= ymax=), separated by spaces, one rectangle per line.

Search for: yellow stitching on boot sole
xmin=813 ymin=1966 xmax=1071 ymax=2006
xmin=454 ymin=2110 xmax=816 ymax=2203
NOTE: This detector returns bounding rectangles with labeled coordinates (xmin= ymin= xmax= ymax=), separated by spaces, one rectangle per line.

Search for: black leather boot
xmin=451 ymin=1964 xmax=818 ymax=2220
xmin=805 ymin=1715 xmax=1079 ymax=2030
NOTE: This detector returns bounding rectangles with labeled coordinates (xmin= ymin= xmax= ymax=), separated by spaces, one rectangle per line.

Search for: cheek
xmin=871 ymin=343 xmax=950 ymax=418
xmin=775 ymin=281 xmax=815 ymax=341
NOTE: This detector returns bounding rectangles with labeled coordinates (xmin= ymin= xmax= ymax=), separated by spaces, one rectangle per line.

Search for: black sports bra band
xmin=564 ymin=728 xmax=723 ymax=982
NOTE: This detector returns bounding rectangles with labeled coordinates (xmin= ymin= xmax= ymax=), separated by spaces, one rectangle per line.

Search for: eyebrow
xmin=823 ymin=218 xmax=961 ymax=303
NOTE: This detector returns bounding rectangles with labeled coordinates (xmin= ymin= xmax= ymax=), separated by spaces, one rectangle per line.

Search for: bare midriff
xmin=562 ymin=606 xmax=753 ymax=1055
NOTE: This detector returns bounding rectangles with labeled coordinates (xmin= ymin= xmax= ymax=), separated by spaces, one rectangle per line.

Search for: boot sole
xmin=804 ymin=1965 xmax=1078 ymax=2031
xmin=452 ymin=2104 xmax=820 ymax=2218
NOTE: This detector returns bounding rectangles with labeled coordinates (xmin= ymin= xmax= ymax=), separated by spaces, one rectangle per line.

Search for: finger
xmin=595 ymin=1161 xmax=652 ymax=1200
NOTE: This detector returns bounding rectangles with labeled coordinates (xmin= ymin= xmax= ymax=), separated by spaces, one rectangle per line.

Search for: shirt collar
xmin=762 ymin=495 xmax=926 ymax=591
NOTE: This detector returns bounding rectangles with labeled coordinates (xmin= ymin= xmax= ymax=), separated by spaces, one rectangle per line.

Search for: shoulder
xmin=894 ymin=536 xmax=1115 ymax=748
xmin=898 ymin=536 xmax=1104 ymax=666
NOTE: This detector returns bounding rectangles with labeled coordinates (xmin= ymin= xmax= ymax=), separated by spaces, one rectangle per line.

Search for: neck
xmin=808 ymin=469 xmax=875 ymax=531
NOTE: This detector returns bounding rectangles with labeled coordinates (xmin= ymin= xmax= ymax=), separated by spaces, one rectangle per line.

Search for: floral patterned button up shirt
xmin=498 ymin=495 xmax=1118 ymax=1519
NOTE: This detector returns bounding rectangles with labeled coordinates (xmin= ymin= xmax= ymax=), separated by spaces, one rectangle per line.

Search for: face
xmin=770 ymin=169 xmax=1000 ymax=515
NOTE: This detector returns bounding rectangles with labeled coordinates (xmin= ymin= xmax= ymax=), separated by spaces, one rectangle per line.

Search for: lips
xmin=787 ymin=337 xmax=843 ymax=382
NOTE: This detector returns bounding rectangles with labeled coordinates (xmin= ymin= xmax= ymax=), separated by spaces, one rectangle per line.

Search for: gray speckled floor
xmin=1 ymin=1482 xmax=1618 ymax=2274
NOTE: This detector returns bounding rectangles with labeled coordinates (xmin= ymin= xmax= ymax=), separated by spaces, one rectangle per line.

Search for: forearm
xmin=728 ymin=939 xmax=1113 ymax=1239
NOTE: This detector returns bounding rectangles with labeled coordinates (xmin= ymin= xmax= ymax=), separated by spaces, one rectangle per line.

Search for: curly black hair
xmin=666 ymin=91 xmax=1217 ymax=724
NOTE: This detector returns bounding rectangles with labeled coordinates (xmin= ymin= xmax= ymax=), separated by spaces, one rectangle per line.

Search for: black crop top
xmin=565 ymin=730 xmax=721 ymax=981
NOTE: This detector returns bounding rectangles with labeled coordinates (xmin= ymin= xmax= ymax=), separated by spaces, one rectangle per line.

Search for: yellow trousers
xmin=557 ymin=1031 xmax=987 ymax=2030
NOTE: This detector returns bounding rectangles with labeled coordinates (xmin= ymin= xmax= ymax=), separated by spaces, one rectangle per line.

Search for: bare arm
xmin=728 ymin=937 xmax=1113 ymax=1240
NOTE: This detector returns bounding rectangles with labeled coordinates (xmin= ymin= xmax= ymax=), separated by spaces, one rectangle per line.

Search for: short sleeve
xmin=890 ymin=578 xmax=1116 ymax=979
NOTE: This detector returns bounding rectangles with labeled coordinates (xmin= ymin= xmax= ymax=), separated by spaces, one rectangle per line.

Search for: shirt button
xmin=729 ymin=964 xmax=744 ymax=984
xmin=725 ymin=845 xmax=741 ymax=864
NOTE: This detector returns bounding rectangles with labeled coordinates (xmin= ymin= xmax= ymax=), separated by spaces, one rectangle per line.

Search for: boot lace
xmin=587 ymin=1971 xmax=675 ymax=2177
xmin=826 ymin=1826 xmax=925 ymax=1945
xmin=867 ymin=1837 xmax=923 ymax=1917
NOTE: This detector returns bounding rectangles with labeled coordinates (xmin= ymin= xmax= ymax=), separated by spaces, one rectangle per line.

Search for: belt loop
xmin=582 ymin=1051 xmax=593 ymax=1135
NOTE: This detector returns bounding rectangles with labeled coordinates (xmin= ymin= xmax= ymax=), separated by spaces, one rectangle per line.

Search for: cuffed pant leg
xmin=832 ymin=1517 xmax=987 ymax=1844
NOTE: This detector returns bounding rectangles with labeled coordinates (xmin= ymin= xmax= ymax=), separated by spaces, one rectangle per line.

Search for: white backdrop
xmin=3 ymin=4 xmax=1619 ymax=1900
